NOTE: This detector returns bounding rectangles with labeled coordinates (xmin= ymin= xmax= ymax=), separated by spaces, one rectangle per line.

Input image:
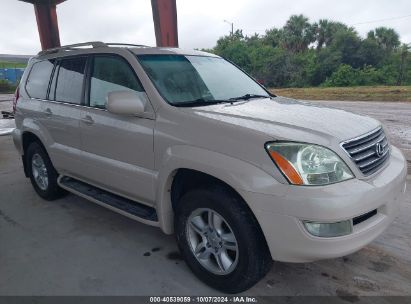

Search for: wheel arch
xmin=155 ymin=145 xmax=281 ymax=236
xmin=21 ymin=131 xmax=48 ymax=177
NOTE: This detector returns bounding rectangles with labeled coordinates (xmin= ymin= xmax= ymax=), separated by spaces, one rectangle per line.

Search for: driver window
xmin=89 ymin=56 xmax=144 ymax=108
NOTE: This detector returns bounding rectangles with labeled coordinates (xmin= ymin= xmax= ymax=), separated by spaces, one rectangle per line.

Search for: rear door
xmin=38 ymin=55 xmax=88 ymax=174
xmin=78 ymin=54 xmax=156 ymax=204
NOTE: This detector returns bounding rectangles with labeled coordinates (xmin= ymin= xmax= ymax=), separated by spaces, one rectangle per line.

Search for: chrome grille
xmin=341 ymin=127 xmax=390 ymax=176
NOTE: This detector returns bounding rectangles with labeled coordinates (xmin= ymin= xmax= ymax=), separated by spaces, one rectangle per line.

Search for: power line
xmin=228 ymin=13 xmax=411 ymax=35
xmin=351 ymin=14 xmax=411 ymax=26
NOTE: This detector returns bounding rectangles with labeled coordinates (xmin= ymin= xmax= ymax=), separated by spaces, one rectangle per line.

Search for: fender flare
xmin=155 ymin=145 xmax=285 ymax=234
xmin=20 ymin=118 xmax=52 ymax=149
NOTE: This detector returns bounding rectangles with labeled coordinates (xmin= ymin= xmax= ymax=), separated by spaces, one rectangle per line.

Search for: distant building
xmin=0 ymin=68 xmax=25 ymax=84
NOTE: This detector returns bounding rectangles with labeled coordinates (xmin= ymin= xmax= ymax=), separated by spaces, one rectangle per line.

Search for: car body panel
xmin=243 ymin=146 xmax=407 ymax=262
xmin=78 ymin=107 xmax=156 ymax=204
xmin=37 ymin=100 xmax=84 ymax=173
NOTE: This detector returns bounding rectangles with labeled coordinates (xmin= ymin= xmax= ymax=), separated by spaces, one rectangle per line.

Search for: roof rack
xmin=106 ymin=43 xmax=150 ymax=48
xmin=37 ymin=41 xmax=150 ymax=56
xmin=37 ymin=41 xmax=106 ymax=56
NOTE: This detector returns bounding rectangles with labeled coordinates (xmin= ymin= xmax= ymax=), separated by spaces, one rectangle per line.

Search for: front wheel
xmin=175 ymin=186 xmax=272 ymax=293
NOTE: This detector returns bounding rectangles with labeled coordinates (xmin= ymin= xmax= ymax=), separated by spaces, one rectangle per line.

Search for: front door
xmin=78 ymin=54 xmax=156 ymax=205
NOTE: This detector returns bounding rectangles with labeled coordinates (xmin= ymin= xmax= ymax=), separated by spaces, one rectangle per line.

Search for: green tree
xmin=329 ymin=28 xmax=363 ymax=68
xmin=206 ymin=14 xmax=410 ymax=88
xmin=313 ymin=19 xmax=348 ymax=51
xmin=311 ymin=48 xmax=342 ymax=85
xmin=263 ymin=28 xmax=283 ymax=48
xmin=397 ymin=44 xmax=410 ymax=85
xmin=357 ymin=37 xmax=385 ymax=67
xmin=368 ymin=27 xmax=400 ymax=52
xmin=213 ymin=30 xmax=252 ymax=71
xmin=282 ymin=14 xmax=316 ymax=53
xmin=324 ymin=64 xmax=357 ymax=87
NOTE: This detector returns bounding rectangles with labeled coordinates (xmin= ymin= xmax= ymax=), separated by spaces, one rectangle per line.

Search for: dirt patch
xmin=352 ymin=276 xmax=379 ymax=292
xmin=0 ymin=209 xmax=18 ymax=226
xmin=272 ymin=86 xmax=411 ymax=102
xmin=166 ymin=251 xmax=183 ymax=261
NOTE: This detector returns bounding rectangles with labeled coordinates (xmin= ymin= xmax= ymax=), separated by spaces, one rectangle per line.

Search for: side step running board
xmin=59 ymin=176 xmax=158 ymax=222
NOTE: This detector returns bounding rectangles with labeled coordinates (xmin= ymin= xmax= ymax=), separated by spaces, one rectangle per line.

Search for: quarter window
xmin=89 ymin=56 xmax=143 ymax=108
xmin=55 ymin=57 xmax=87 ymax=104
xmin=25 ymin=60 xmax=54 ymax=99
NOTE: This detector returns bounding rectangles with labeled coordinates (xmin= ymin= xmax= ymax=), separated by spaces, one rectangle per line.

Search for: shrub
xmin=323 ymin=64 xmax=357 ymax=86
xmin=323 ymin=64 xmax=389 ymax=87
xmin=0 ymin=79 xmax=16 ymax=93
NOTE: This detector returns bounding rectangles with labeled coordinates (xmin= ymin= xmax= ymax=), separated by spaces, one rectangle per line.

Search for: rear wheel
xmin=175 ymin=186 xmax=272 ymax=293
xmin=26 ymin=142 xmax=65 ymax=200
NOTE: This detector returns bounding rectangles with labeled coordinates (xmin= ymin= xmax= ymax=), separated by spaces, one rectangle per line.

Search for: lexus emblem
xmin=375 ymin=142 xmax=384 ymax=157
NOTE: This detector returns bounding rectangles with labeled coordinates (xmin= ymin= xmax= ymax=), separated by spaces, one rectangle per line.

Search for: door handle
xmin=81 ymin=115 xmax=94 ymax=125
xmin=44 ymin=108 xmax=52 ymax=117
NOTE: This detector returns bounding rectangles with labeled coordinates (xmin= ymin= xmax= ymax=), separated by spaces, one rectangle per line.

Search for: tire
xmin=175 ymin=185 xmax=272 ymax=293
xmin=26 ymin=141 xmax=65 ymax=201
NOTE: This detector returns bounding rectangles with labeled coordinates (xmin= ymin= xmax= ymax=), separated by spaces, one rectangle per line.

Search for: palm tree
xmin=314 ymin=19 xmax=329 ymax=51
xmin=282 ymin=14 xmax=315 ymax=53
xmin=368 ymin=27 xmax=400 ymax=51
xmin=314 ymin=19 xmax=349 ymax=51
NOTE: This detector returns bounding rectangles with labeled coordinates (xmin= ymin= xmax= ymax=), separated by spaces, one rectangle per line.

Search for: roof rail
xmin=37 ymin=41 xmax=107 ymax=56
xmin=105 ymin=43 xmax=150 ymax=48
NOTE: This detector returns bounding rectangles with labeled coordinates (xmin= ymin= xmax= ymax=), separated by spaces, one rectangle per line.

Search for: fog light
xmin=303 ymin=220 xmax=352 ymax=237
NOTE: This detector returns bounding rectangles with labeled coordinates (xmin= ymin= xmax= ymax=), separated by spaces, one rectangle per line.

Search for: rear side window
xmin=89 ymin=56 xmax=143 ymax=108
xmin=25 ymin=60 xmax=54 ymax=99
xmin=55 ymin=57 xmax=87 ymax=104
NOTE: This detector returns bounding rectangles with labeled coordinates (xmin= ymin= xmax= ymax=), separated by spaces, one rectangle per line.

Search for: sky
xmin=1 ymin=0 xmax=411 ymax=55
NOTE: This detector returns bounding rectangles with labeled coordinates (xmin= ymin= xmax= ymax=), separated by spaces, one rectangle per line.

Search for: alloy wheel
xmin=31 ymin=153 xmax=49 ymax=191
xmin=186 ymin=208 xmax=239 ymax=275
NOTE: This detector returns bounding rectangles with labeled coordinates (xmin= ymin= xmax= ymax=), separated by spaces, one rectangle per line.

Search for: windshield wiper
xmin=173 ymin=98 xmax=233 ymax=107
xmin=173 ymin=94 xmax=269 ymax=107
xmin=229 ymin=94 xmax=270 ymax=101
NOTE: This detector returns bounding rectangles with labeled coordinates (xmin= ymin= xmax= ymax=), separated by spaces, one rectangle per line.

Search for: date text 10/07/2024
xmin=149 ymin=297 xmax=258 ymax=303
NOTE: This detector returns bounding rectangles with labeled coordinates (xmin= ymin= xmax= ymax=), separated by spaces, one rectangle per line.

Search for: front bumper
xmin=240 ymin=146 xmax=408 ymax=263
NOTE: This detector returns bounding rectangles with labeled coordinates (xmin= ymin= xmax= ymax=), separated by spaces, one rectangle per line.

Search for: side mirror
xmin=106 ymin=91 xmax=147 ymax=115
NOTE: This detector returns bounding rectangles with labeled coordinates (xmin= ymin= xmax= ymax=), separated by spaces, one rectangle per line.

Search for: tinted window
xmin=89 ymin=56 xmax=143 ymax=108
xmin=25 ymin=60 xmax=54 ymax=99
xmin=55 ymin=57 xmax=87 ymax=104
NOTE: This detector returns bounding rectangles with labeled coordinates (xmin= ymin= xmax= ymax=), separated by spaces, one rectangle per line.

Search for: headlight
xmin=265 ymin=142 xmax=354 ymax=186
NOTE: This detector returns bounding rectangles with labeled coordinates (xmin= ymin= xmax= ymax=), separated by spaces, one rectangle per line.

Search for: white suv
xmin=12 ymin=42 xmax=408 ymax=293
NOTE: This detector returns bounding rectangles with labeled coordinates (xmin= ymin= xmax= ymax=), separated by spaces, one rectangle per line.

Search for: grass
xmin=270 ymin=86 xmax=411 ymax=102
xmin=0 ymin=61 xmax=27 ymax=69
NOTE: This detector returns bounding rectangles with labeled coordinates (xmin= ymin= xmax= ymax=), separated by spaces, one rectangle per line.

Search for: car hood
xmin=185 ymin=97 xmax=380 ymax=142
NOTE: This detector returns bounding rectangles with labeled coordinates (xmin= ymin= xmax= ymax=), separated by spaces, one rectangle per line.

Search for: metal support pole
xmin=33 ymin=2 xmax=61 ymax=50
xmin=151 ymin=0 xmax=179 ymax=47
xmin=19 ymin=0 xmax=64 ymax=50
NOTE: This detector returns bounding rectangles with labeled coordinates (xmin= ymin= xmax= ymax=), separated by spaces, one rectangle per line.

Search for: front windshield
xmin=137 ymin=54 xmax=269 ymax=106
